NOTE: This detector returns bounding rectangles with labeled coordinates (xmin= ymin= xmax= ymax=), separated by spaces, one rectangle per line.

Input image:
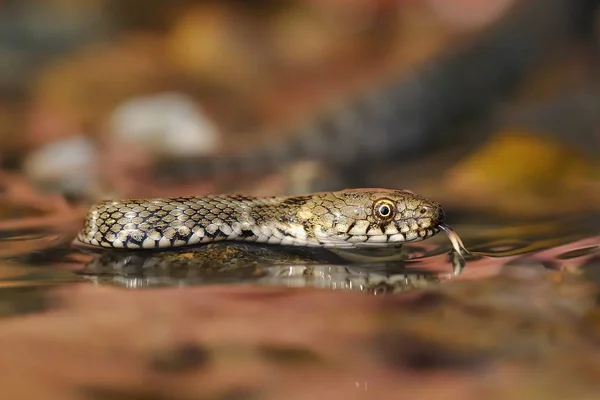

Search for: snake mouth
xmin=434 ymin=205 xmax=446 ymax=226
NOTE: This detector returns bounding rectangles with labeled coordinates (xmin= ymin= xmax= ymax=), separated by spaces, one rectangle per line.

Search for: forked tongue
xmin=438 ymin=224 xmax=469 ymax=258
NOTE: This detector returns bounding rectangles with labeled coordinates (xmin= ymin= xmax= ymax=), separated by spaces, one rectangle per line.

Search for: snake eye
xmin=373 ymin=198 xmax=396 ymax=221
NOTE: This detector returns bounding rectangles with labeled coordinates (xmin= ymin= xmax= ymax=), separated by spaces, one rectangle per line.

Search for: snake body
xmin=76 ymin=189 xmax=445 ymax=250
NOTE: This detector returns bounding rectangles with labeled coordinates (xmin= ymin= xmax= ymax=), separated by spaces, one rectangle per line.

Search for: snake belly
xmin=76 ymin=189 xmax=445 ymax=250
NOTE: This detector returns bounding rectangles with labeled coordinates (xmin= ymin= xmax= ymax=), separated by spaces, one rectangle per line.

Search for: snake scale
xmin=76 ymin=189 xmax=448 ymax=250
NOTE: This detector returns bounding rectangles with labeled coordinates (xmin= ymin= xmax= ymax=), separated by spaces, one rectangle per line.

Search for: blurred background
xmin=0 ymin=3 xmax=599 ymax=398
xmin=0 ymin=0 xmax=598 ymax=223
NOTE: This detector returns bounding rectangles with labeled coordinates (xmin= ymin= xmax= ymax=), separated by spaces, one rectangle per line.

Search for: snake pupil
xmin=373 ymin=199 xmax=395 ymax=221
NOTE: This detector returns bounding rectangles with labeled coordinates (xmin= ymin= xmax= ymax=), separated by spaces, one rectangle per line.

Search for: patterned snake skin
xmin=76 ymin=189 xmax=445 ymax=250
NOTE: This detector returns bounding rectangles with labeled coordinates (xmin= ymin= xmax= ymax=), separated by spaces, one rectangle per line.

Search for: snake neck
xmin=243 ymin=195 xmax=319 ymax=246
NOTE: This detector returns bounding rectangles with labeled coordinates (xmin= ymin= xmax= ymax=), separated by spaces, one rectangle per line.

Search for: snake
xmin=75 ymin=188 xmax=454 ymax=251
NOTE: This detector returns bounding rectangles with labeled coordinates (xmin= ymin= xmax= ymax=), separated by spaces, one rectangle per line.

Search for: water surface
xmin=0 ymin=212 xmax=598 ymax=398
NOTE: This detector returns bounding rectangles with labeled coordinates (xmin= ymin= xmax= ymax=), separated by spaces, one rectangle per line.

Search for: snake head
xmin=306 ymin=189 xmax=445 ymax=248
xmin=369 ymin=190 xmax=445 ymax=244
